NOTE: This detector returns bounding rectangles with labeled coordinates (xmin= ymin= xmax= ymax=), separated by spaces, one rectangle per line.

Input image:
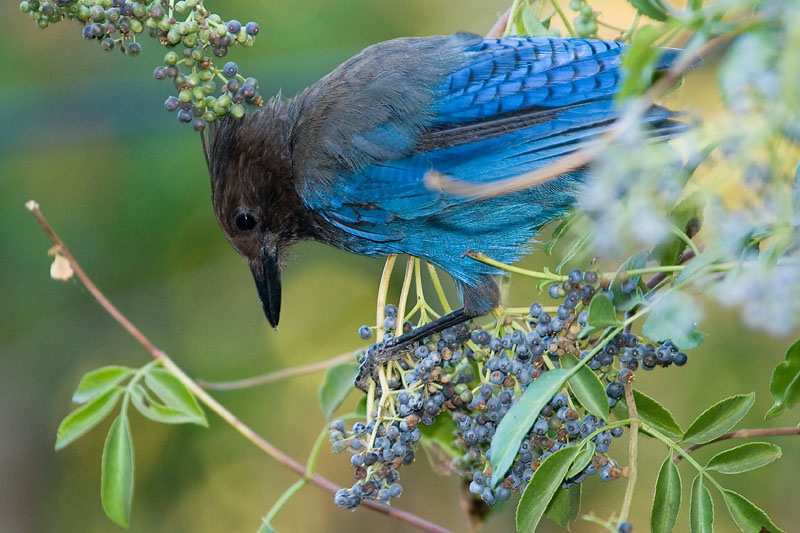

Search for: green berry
xmin=20 ymin=2 xmax=31 ymax=14
xmin=230 ymin=103 xmax=245 ymax=118
xmin=569 ymin=0 xmax=581 ymax=10
xmin=129 ymin=19 xmax=142 ymax=33
xmin=203 ymin=110 xmax=216 ymax=122
xmin=202 ymin=79 xmax=216 ymax=94
xmin=167 ymin=29 xmax=181 ymax=44
xmin=179 ymin=89 xmax=192 ymax=103
xmin=164 ymin=51 xmax=179 ymax=65
xmin=173 ymin=73 xmax=187 ymax=88
xmin=182 ymin=33 xmax=197 ymax=47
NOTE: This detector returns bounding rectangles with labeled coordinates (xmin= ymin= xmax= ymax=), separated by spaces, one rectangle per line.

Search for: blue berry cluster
xmin=330 ymin=417 xmax=415 ymax=510
xmin=19 ymin=0 xmax=261 ymax=129
xmin=335 ymin=269 xmax=690 ymax=510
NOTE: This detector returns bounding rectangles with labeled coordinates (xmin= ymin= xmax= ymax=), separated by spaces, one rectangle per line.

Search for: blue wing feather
xmin=304 ymin=35 xmax=685 ymax=285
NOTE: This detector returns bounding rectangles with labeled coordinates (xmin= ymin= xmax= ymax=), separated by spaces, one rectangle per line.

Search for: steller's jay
xmin=205 ymin=33 xmax=686 ymax=387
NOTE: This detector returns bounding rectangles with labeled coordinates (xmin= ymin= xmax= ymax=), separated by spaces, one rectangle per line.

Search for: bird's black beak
xmin=251 ymin=249 xmax=281 ymax=329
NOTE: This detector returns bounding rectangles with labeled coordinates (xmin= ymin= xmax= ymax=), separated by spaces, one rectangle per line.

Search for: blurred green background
xmin=2 ymin=1 xmax=799 ymax=532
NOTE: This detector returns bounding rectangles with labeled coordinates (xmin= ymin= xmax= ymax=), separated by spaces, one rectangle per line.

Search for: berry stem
xmin=466 ymin=250 xmax=567 ymax=281
xmin=639 ymin=420 xmax=725 ymax=493
xmin=262 ymin=478 xmax=306 ymax=528
xmin=395 ymin=256 xmax=416 ymax=336
xmin=502 ymin=0 xmax=523 ymax=37
xmin=26 ymin=202 xmax=451 ymax=533
xmin=618 ymin=383 xmax=639 ymax=525
xmin=427 ymin=262 xmax=452 ymax=314
xmin=595 ymin=19 xmax=626 ymax=33
xmin=580 ymin=513 xmax=619 ymax=533
xmin=549 ymin=0 xmax=577 ymax=37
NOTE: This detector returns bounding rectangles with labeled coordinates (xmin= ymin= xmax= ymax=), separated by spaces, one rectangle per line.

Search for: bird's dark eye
xmin=234 ymin=211 xmax=258 ymax=232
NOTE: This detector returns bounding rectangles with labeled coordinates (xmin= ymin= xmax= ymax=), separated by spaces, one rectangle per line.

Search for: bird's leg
xmin=355 ymin=308 xmax=472 ymax=392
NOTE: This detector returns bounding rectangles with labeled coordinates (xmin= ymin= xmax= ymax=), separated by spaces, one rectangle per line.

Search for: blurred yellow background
xmin=2 ymin=1 xmax=798 ymax=532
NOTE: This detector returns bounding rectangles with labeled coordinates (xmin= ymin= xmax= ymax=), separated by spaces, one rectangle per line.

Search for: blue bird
xmin=206 ymin=33 xmax=685 ymax=383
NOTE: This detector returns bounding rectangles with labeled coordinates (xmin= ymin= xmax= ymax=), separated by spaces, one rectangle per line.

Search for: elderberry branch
xmin=25 ymin=201 xmax=452 ymax=533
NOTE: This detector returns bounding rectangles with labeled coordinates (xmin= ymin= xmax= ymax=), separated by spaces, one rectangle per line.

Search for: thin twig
xmin=424 ymin=32 xmax=734 ymax=199
xmin=618 ymin=383 xmax=639 ymax=524
xmin=674 ymin=427 xmax=800 ymax=464
xmin=196 ymin=350 xmax=357 ymax=391
xmin=26 ymin=201 xmax=451 ymax=533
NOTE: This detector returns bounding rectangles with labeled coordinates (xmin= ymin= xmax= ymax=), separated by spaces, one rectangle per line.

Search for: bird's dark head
xmin=205 ymin=102 xmax=313 ymax=329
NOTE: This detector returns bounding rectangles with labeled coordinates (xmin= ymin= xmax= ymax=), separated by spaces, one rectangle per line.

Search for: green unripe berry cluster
xmin=19 ymin=0 xmax=262 ymax=128
xmin=569 ymin=0 xmax=599 ymax=37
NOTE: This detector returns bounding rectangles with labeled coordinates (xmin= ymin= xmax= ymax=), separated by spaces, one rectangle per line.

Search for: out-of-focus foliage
xmin=4 ymin=0 xmax=800 ymax=532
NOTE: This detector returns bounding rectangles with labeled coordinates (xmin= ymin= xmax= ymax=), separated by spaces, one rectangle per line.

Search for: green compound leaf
xmin=690 ymin=475 xmax=714 ymax=533
xmin=55 ymin=387 xmax=123 ymax=450
xmin=419 ymin=411 xmax=462 ymax=468
xmin=544 ymin=213 xmax=578 ymax=256
xmin=651 ymin=453 xmax=681 ymax=533
xmin=609 ymin=250 xmax=648 ymax=312
xmin=72 ymin=366 xmax=133 ymax=404
xmin=586 ymin=293 xmax=621 ymax=328
xmin=130 ymin=385 xmax=204 ymax=425
xmin=721 ymin=489 xmax=784 ymax=533
xmin=682 ymin=393 xmax=755 ymax=445
xmin=318 ymin=362 xmax=359 ymax=421
xmin=544 ymin=484 xmax=581 ymax=528
xmin=490 ymin=369 xmax=570 ymax=489
xmin=706 ymin=442 xmax=782 ymax=474
xmin=642 ymin=290 xmax=707 ymax=350
xmin=556 ymin=231 xmax=592 ymax=274
xmin=626 ymin=0 xmax=669 ymax=21
xmin=521 ymin=5 xmax=549 ymax=36
xmin=566 ymin=440 xmax=596 ymax=480
xmin=633 ymin=389 xmax=684 ymax=440
xmin=516 ymin=445 xmax=582 ymax=532
xmin=561 ymin=353 xmax=609 ymax=419
xmin=651 ymin=194 xmax=701 ymax=267
xmin=618 ymin=25 xmax=669 ymax=100
xmin=765 ymin=338 xmax=800 ymax=419
xmin=101 ymin=413 xmax=135 ymax=528
xmin=144 ymin=368 xmax=207 ymax=427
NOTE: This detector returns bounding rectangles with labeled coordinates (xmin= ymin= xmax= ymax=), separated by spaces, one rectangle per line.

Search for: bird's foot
xmin=354 ymin=336 xmax=420 ymax=393
xmin=354 ymin=308 xmax=472 ymax=393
